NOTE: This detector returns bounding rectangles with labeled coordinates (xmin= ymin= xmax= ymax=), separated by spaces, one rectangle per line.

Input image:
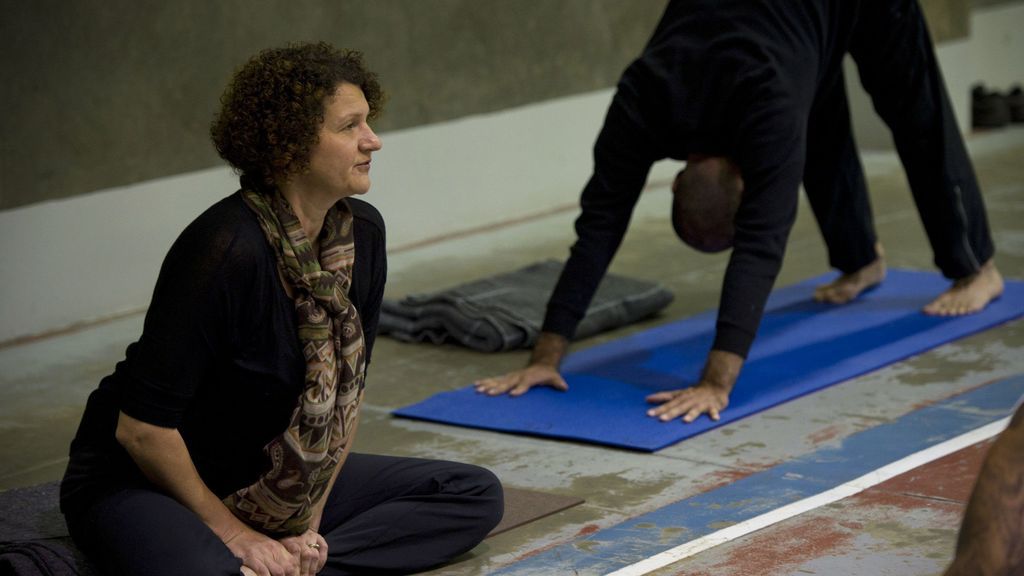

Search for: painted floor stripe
xmin=491 ymin=374 xmax=1024 ymax=576
xmin=604 ymin=416 xmax=1010 ymax=576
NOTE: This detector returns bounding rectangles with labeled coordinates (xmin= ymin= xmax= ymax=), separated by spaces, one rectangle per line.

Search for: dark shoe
xmin=1006 ymin=85 xmax=1024 ymax=123
xmin=972 ymin=84 xmax=1010 ymax=129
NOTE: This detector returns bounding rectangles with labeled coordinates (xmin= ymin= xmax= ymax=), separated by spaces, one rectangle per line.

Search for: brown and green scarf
xmin=224 ymin=188 xmax=366 ymax=536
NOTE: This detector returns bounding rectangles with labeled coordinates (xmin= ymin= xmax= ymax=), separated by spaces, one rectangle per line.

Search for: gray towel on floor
xmin=380 ymin=260 xmax=674 ymax=352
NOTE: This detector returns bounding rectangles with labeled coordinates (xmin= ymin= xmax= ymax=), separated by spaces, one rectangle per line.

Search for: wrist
xmin=208 ymin=496 xmax=251 ymax=544
xmin=217 ymin=518 xmax=251 ymax=545
xmin=701 ymin=349 xmax=743 ymax=391
xmin=308 ymin=511 xmax=323 ymax=533
xmin=530 ymin=332 xmax=569 ymax=368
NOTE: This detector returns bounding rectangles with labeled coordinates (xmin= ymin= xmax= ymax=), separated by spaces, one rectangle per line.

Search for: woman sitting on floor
xmin=59 ymin=42 xmax=503 ymax=576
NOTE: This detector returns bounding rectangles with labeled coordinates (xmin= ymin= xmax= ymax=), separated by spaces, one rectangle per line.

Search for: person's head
xmin=671 ymin=155 xmax=744 ymax=253
xmin=211 ymin=42 xmax=384 ymax=196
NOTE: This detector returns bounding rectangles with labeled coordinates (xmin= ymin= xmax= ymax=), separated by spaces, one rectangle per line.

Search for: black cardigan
xmin=61 ymin=191 xmax=386 ymax=513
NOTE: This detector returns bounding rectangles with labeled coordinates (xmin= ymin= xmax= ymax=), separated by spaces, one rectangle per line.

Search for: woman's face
xmin=301 ymin=82 xmax=382 ymax=200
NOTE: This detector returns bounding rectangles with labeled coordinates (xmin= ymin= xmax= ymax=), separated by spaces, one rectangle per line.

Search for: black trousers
xmin=803 ymin=0 xmax=994 ymax=278
xmin=65 ymin=454 xmax=504 ymax=576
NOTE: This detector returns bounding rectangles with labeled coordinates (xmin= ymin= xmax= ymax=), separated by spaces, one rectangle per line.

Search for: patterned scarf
xmin=224 ymin=188 xmax=366 ymax=536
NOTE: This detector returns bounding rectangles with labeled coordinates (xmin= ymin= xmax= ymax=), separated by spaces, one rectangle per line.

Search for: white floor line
xmin=605 ymin=417 xmax=1011 ymax=576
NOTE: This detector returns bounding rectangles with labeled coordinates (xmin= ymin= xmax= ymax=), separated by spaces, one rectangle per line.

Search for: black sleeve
xmin=542 ymin=78 xmax=662 ymax=339
xmin=350 ymin=198 xmax=387 ymax=367
xmin=119 ymin=207 xmax=256 ymax=428
xmin=713 ymin=104 xmax=806 ymax=357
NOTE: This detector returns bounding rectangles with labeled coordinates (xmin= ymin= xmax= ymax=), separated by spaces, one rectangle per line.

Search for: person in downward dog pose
xmin=476 ymin=0 xmax=1003 ymax=425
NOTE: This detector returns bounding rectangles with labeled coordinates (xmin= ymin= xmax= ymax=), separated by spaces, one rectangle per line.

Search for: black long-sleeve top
xmin=543 ymin=0 xmax=858 ymax=357
xmin=60 ymin=191 xmax=386 ymax=514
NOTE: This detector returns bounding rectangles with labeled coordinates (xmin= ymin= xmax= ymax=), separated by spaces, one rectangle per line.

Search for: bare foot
xmin=924 ymin=259 xmax=1004 ymax=316
xmin=814 ymin=244 xmax=886 ymax=304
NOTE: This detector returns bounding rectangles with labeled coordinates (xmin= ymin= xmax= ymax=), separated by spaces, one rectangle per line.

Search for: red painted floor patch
xmin=870 ymin=439 xmax=992 ymax=503
xmin=683 ymin=518 xmax=857 ymax=576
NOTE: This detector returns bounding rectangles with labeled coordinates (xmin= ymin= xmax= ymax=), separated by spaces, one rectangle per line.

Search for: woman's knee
xmin=453 ymin=463 xmax=505 ymax=529
xmin=67 ymin=488 xmax=243 ymax=576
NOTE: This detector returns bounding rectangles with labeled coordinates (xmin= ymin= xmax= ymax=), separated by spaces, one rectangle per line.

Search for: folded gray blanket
xmin=380 ymin=260 xmax=674 ymax=352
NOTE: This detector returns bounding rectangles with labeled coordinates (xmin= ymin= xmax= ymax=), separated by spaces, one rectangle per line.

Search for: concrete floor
xmin=1 ymin=126 xmax=1022 ymax=575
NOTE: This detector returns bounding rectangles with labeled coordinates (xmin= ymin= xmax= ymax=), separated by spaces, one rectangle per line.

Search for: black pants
xmin=803 ymin=0 xmax=994 ymax=278
xmin=65 ymin=454 xmax=503 ymax=576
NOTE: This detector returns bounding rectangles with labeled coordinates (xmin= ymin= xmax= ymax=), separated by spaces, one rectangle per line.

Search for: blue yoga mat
xmin=393 ymin=269 xmax=1024 ymax=451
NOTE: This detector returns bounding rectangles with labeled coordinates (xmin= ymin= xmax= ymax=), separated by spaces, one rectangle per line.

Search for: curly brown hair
xmin=211 ymin=42 xmax=384 ymax=188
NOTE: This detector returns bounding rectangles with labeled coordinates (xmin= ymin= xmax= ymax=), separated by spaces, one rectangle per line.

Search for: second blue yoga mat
xmin=393 ymin=269 xmax=1024 ymax=451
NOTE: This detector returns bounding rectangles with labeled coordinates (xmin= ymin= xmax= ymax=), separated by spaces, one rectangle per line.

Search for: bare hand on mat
xmin=475 ymin=364 xmax=568 ymax=396
xmin=646 ymin=383 xmax=730 ymax=423
xmin=475 ymin=332 xmax=569 ymax=396
xmin=646 ymin=350 xmax=743 ymax=423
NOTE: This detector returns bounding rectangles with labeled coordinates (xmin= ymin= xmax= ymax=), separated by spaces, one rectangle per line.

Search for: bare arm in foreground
xmin=943 ymin=402 xmax=1024 ymax=576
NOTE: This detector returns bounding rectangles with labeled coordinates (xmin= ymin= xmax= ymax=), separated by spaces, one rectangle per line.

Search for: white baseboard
xmin=0 ymin=89 xmax=687 ymax=344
